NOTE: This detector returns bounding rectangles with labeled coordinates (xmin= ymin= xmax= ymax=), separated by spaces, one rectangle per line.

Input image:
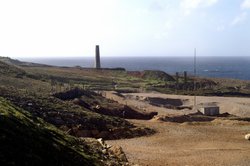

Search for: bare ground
xmin=105 ymin=92 xmax=250 ymax=166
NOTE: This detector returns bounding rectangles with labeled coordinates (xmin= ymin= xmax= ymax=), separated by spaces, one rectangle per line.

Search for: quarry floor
xmin=106 ymin=92 xmax=250 ymax=166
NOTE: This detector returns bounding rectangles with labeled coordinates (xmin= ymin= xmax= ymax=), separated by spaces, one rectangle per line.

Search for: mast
xmin=194 ymin=48 xmax=197 ymax=111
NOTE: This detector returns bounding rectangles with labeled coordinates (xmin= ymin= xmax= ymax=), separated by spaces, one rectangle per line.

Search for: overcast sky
xmin=0 ymin=0 xmax=250 ymax=58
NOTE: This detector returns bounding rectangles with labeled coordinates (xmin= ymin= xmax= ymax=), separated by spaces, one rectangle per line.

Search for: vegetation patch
xmin=128 ymin=70 xmax=175 ymax=82
xmin=0 ymin=97 xmax=101 ymax=166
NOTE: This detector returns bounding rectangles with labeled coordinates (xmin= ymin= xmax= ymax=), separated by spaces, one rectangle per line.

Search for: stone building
xmin=199 ymin=106 xmax=220 ymax=116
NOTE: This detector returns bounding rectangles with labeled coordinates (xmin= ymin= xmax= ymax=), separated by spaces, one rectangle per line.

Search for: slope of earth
xmin=0 ymin=61 xmax=26 ymax=76
xmin=0 ymin=97 xmax=101 ymax=166
xmin=0 ymin=59 xmax=154 ymax=140
xmin=53 ymin=88 xmax=157 ymax=120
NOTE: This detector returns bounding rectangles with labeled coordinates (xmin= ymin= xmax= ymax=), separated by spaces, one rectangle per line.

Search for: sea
xmin=20 ymin=56 xmax=250 ymax=81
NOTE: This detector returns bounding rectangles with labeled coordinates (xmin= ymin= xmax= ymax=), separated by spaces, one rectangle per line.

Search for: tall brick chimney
xmin=95 ymin=45 xmax=101 ymax=69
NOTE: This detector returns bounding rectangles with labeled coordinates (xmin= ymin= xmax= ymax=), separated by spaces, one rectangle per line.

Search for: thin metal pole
xmin=194 ymin=48 xmax=197 ymax=111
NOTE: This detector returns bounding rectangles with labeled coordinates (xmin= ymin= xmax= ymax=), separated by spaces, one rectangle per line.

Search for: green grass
xmin=0 ymin=97 xmax=101 ymax=166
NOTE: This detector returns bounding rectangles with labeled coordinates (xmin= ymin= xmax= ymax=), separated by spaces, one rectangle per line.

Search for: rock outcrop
xmin=245 ymin=134 xmax=250 ymax=140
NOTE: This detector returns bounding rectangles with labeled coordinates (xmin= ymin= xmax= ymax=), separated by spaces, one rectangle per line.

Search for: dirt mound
xmin=154 ymin=114 xmax=215 ymax=123
xmin=145 ymin=97 xmax=192 ymax=110
xmin=1 ymin=87 xmax=157 ymax=140
xmin=54 ymin=88 xmax=158 ymax=120
xmin=128 ymin=70 xmax=175 ymax=81
xmin=93 ymin=104 xmax=158 ymax=120
xmin=66 ymin=125 xmax=156 ymax=140
xmin=153 ymin=112 xmax=250 ymax=125
xmin=147 ymin=97 xmax=183 ymax=106
xmin=211 ymin=119 xmax=250 ymax=126
xmin=53 ymin=88 xmax=95 ymax=100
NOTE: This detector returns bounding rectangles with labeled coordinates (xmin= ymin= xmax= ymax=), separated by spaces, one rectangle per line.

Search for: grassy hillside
xmin=0 ymin=56 xmax=50 ymax=67
xmin=0 ymin=57 xmax=154 ymax=141
xmin=0 ymin=61 xmax=26 ymax=77
xmin=0 ymin=97 xmax=100 ymax=166
xmin=0 ymin=57 xmax=157 ymax=165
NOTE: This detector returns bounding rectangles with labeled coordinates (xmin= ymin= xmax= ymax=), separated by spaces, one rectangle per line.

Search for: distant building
xmin=199 ymin=106 xmax=220 ymax=116
xmin=95 ymin=45 xmax=101 ymax=69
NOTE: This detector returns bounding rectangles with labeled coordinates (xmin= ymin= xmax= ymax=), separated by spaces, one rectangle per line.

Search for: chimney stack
xmin=95 ymin=45 xmax=101 ymax=69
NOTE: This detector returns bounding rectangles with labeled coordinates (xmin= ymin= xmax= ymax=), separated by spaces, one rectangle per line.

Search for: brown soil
xmin=105 ymin=92 xmax=250 ymax=166
xmin=54 ymin=88 xmax=157 ymax=120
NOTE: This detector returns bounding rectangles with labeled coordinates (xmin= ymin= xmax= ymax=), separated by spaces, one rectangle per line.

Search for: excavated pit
xmin=54 ymin=88 xmax=158 ymax=120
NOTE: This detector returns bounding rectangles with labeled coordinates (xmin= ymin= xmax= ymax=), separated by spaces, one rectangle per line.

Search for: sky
xmin=0 ymin=0 xmax=250 ymax=58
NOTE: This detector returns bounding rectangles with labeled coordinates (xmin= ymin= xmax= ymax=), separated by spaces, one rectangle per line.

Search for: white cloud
xmin=136 ymin=8 xmax=150 ymax=16
xmin=231 ymin=12 xmax=247 ymax=26
xmin=241 ymin=0 xmax=250 ymax=9
xmin=216 ymin=25 xmax=225 ymax=31
xmin=149 ymin=1 xmax=165 ymax=11
xmin=180 ymin=0 xmax=218 ymax=15
xmin=154 ymin=32 xmax=169 ymax=39
xmin=154 ymin=21 xmax=174 ymax=40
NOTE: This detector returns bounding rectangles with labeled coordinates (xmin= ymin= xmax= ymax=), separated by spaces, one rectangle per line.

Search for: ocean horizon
xmin=19 ymin=56 xmax=250 ymax=81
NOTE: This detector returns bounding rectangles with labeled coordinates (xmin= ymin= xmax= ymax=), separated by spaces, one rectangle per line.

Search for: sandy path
xmin=108 ymin=120 xmax=250 ymax=166
xmin=104 ymin=92 xmax=250 ymax=166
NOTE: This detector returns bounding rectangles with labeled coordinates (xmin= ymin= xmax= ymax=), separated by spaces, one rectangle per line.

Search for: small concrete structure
xmin=95 ymin=45 xmax=101 ymax=69
xmin=199 ymin=106 xmax=220 ymax=116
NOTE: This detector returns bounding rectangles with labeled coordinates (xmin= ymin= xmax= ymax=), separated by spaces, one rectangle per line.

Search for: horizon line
xmin=11 ymin=55 xmax=250 ymax=59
